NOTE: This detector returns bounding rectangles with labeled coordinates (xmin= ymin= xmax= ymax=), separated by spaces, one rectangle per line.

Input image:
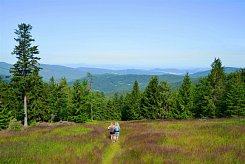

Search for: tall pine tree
xmin=158 ymin=81 xmax=173 ymax=119
xmin=176 ymin=73 xmax=193 ymax=119
xmin=122 ymin=81 xmax=141 ymax=120
xmin=208 ymin=58 xmax=225 ymax=117
xmin=141 ymin=76 xmax=160 ymax=119
xmin=10 ymin=23 xmax=41 ymax=126
xmin=224 ymin=72 xmax=245 ymax=117
xmin=193 ymin=78 xmax=216 ymax=118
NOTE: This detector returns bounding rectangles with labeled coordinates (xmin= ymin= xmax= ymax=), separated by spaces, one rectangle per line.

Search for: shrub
xmin=30 ymin=121 xmax=38 ymax=127
xmin=8 ymin=118 xmax=23 ymax=131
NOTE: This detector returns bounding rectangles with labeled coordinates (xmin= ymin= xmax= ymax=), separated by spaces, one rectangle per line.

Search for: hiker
xmin=107 ymin=122 xmax=115 ymax=142
xmin=114 ymin=122 xmax=120 ymax=142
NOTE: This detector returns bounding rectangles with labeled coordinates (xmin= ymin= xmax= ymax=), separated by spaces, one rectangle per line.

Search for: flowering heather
xmin=0 ymin=119 xmax=244 ymax=163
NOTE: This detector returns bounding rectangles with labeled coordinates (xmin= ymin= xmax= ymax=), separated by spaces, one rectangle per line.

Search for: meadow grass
xmin=0 ymin=123 xmax=110 ymax=163
xmin=0 ymin=119 xmax=244 ymax=163
xmin=116 ymin=119 xmax=245 ymax=164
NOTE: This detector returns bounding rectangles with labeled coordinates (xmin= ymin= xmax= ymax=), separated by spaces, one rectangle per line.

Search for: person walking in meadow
xmin=108 ymin=122 xmax=115 ymax=142
xmin=114 ymin=122 xmax=120 ymax=142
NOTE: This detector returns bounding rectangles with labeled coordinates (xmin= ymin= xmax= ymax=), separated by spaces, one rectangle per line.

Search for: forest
xmin=0 ymin=23 xmax=245 ymax=129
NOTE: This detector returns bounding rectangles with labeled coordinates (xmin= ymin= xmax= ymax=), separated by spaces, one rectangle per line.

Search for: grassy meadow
xmin=0 ymin=119 xmax=245 ymax=164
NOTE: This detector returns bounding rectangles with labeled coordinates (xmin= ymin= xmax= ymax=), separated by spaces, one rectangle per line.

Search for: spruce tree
xmin=122 ymin=93 xmax=132 ymax=120
xmin=91 ymin=92 xmax=107 ymax=120
xmin=176 ymin=73 xmax=193 ymax=119
xmin=141 ymin=76 xmax=160 ymax=119
xmin=193 ymin=78 xmax=216 ymax=118
xmin=10 ymin=23 xmax=41 ymax=126
xmin=158 ymin=81 xmax=173 ymax=118
xmin=55 ymin=78 xmax=70 ymax=121
xmin=208 ymin=58 xmax=225 ymax=117
xmin=27 ymin=71 xmax=48 ymax=122
xmin=130 ymin=81 xmax=141 ymax=119
xmin=225 ymin=72 xmax=245 ymax=117
xmin=111 ymin=93 xmax=122 ymax=120
xmin=47 ymin=77 xmax=58 ymax=122
xmin=68 ymin=80 xmax=90 ymax=122
xmin=122 ymin=81 xmax=141 ymax=120
xmin=0 ymin=78 xmax=13 ymax=129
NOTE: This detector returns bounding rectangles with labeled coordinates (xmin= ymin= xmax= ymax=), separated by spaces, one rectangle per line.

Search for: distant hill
xmin=190 ymin=67 xmax=241 ymax=78
xmin=73 ymin=74 xmax=204 ymax=95
xmin=74 ymin=74 xmax=188 ymax=94
xmin=0 ymin=62 xmax=210 ymax=80
xmin=1 ymin=61 xmax=242 ymax=94
xmin=0 ymin=62 xmax=11 ymax=75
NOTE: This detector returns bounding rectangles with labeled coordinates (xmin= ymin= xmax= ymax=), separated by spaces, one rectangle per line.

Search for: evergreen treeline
xmin=0 ymin=24 xmax=245 ymax=129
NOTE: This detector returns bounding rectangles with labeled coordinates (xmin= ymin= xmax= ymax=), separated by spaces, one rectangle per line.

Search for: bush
xmin=30 ymin=121 xmax=38 ymax=127
xmin=8 ymin=118 xmax=23 ymax=131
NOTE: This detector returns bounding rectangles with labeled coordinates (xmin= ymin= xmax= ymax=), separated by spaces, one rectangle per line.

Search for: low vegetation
xmin=0 ymin=119 xmax=244 ymax=163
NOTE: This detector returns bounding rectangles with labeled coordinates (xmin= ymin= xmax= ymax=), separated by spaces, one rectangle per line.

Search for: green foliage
xmin=158 ymin=81 xmax=175 ymax=119
xmin=9 ymin=23 xmax=42 ymax=127
xmin=208 ymin=58 xmax=226 ymax=117
xmin=122 ymin=81 xmax=141 ymax=120
xmin=193 ymin=78 xmax=216 ymax=118
xmin=29 ymin=120 xmax=38 ymax=127
xmin=10 ymin=23 xmax=41 ymax=77
xmin=176 ymin=73 xmax=193 ymax=119
xmin=28 ymin=73 xmax=50 ymax=122
xmin=8 ymin=118 xmax=23 ymax=131
xmin=224 ymin=72 xmax=245 ymax=117
xmin=141 ymin=76 xmax=161 ymax=119
xmin=0 ymin=78 xmax=13 ymax=129
xmin=0 ymin=108 xmax=12 ymax=129
xmin=68 ymin=113 xmax=88 ymax=123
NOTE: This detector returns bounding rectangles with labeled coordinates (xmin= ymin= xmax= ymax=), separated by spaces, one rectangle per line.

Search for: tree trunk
xmin=91 ymin=102 xmax=93 ymax=121
xmin=24 ymin=95 xmax=28 ymax=127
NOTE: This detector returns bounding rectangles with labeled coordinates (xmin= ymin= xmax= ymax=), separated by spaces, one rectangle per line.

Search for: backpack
xmin=115 ymin=126 xmax=119 ymax=132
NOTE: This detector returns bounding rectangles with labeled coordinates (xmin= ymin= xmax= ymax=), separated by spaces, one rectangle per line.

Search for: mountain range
xmin=0 ymin=62 xmax=241 ymax=94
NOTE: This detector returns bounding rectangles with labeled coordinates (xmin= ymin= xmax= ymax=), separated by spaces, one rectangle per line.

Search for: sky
xmin=0 ymin=0 xmax=244 ymax=69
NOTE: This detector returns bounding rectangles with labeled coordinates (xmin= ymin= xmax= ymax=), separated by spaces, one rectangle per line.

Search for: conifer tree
xmin=47 ymin=77 xmax=58 ymax=122
xmin=141 ymin=76 xmax=160 ymax=119
xmin=122 ymin=81 xmax=141 ymax=120
xmin=176 ymin=73 xmax=193 ymax=119
xmin=193 ymin=78 xmax=216 ymax=118
xmin=158 ymin=81 xmax=173 ymax=118
xmin=27 ymin=71 xmax=48 ymax=122
xmin=131 ymin=81 xmax=141 ymax=119
xmin=10 ymin=23 xmax=41 ymax=126
xmin=0 ymin=78 xmax=13 ymax=129
xmin=91 ymin=92 xmax=107 ymax=120
xmin=111 ymin=93 xmax=122 ymax=120
xmin=122 ymin=93 xmax=132 ymax=120
xmin=225 ymin=72 xmax=245 ymax=116
xmin=70 ymin=80 xmax=83 ymax=116
xmin=55 ymin=78 xmax=70 ymax=121
xmin=208 ymin=58 xmax=225 ymax=117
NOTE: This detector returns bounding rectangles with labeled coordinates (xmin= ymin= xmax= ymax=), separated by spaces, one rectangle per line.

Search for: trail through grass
xmin=102 ymin=141 xmax=121 ymax=164
xmin=102 ymin=122 xmax=126 ymax=164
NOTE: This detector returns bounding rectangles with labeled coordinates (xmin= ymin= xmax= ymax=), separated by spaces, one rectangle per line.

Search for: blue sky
xmin=0 ymin=0 xmax=244 ymax=69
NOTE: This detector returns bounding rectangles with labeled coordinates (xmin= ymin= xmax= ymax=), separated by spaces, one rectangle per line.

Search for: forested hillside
xmin=0 ymin=62 xmax=240 ymax=94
